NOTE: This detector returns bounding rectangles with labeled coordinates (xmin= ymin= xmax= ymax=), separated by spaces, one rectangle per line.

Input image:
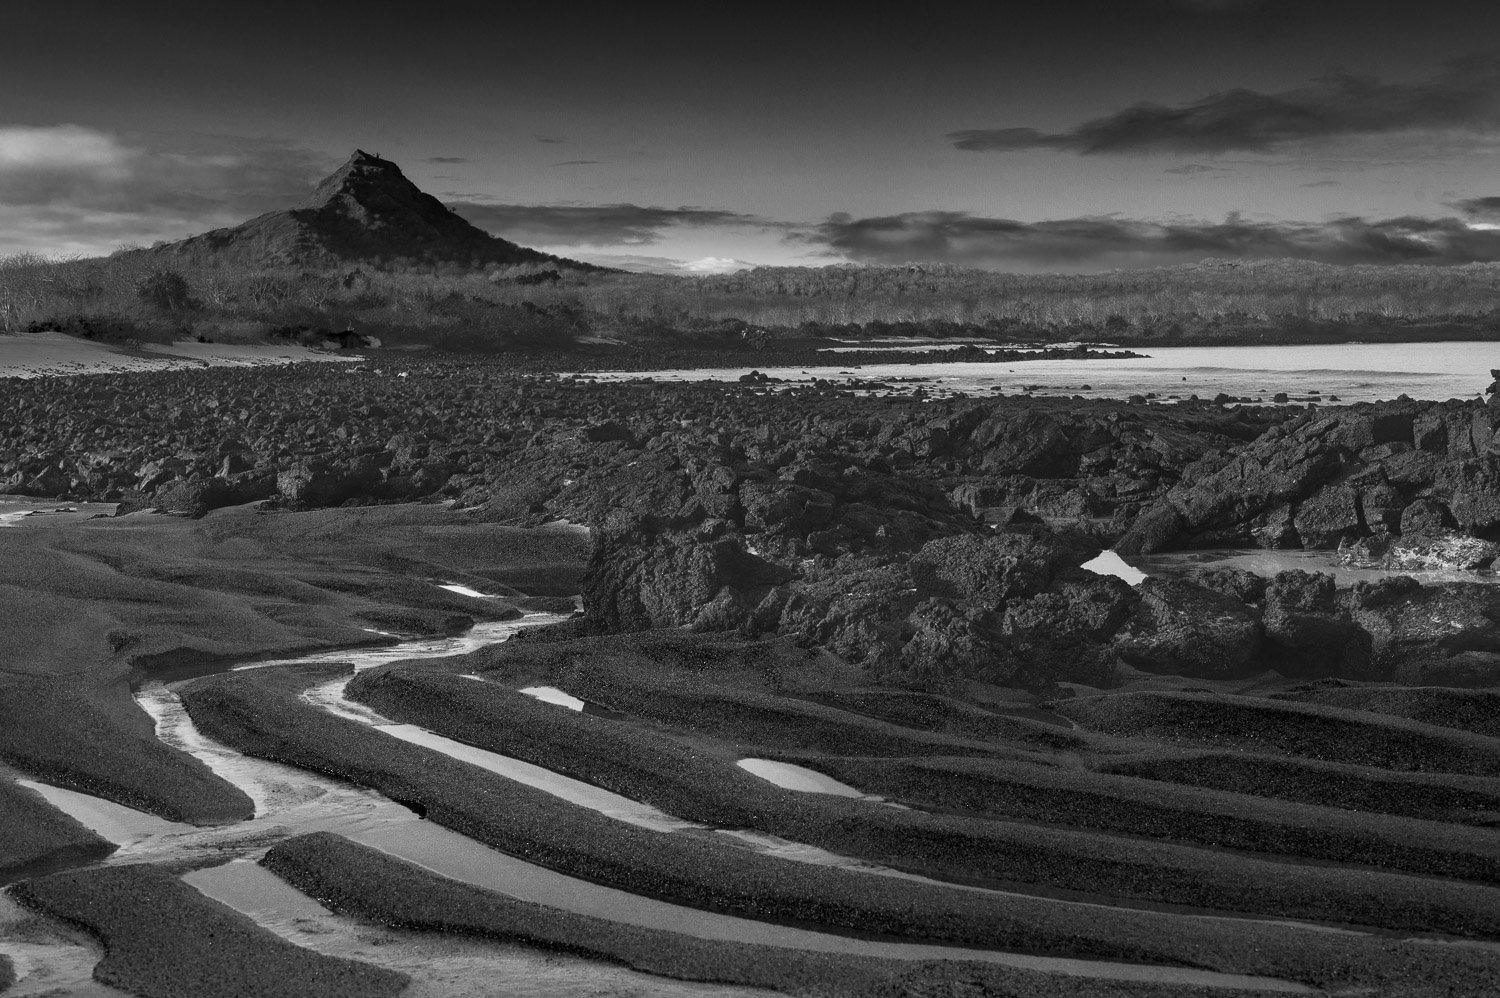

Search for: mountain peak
xmin=122 ymin=151 xmax=590 ymax=271
xmin=302 ymin=150 xmax=420 ymax=211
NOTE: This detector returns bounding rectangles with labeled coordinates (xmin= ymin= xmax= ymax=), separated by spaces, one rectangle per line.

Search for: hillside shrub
xmin=135 ymin=270 xmax=198 ymax=313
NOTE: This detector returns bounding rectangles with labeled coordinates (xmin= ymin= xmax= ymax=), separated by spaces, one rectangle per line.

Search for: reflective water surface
xmin=593 ymin=341 xmax=1493 ymax=404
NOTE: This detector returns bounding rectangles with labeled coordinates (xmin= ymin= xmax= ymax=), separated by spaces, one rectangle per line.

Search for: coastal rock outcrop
xmin=908 ymin=531 xmax=1093 ymax=605
xmin=581 ymin=518 xmax=794 ymax=633
xmin=1117 ymin=399 xmax=1500 ymax=556
xmin=566 ymin=445 xmax=1135 ymax=689
xmin=1260 ymin=571 xmax=1373 ymax=678
xmin=7 ymin=360 xmax=1500 ymax=691
xmin=1340 ymin=579 xmax=1500 ymax=685
xmin=1113 ymin=578 xmax=1262 ymax=678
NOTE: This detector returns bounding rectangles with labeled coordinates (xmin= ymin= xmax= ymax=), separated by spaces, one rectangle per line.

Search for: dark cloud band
xmin=950 ymin=55 xmax=1500 ymax=155
xmin=447 ymin=202 xmax=768 ymax=246
xmin=1451 ymin=196 xmax=1500 ymax=221
xmin=798 ymin=210 xmax=1500 ymax=270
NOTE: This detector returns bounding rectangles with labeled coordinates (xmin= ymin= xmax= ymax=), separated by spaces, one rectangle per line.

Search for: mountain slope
xmin=120 ymin=150 xmax=590 ymax=271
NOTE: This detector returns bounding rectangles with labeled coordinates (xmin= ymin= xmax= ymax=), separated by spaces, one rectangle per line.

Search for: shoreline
xmin=6 ymin=357 xmax=1500 ymax=996
xmin=0 ymin=330 xmax=363 ymax=380
xmin=2 ymin=332 xmax=1489 ymax=407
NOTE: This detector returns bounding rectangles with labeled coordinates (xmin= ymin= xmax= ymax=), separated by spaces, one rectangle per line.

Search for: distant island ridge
xmin=0 ymin=150 xmax=1497 ymax=358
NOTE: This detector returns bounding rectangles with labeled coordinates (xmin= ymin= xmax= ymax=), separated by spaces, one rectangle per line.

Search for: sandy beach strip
xmin=0 ymin=331 xmax=360 ymax=379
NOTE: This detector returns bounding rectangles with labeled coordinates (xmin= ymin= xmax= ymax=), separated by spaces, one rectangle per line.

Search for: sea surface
xmin=596 ymin=341 xmax=1495 ymax=404
xmin=0 ymin=495 xmax=117 ymax=525
xmin=1133 ymin=548 xmax=1499 ymax=587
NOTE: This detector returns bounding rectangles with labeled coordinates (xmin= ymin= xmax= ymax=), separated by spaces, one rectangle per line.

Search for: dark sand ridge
xmin=0 ymin=502 xmax=588 ymax=878
xmin=796 ymin=687 xmax=1090 ymax=747
xmin=422 ymin=631 xmax=1500 ymax=863
xmin=1098 ymin=749 xmax=1500 ymax=819
xmin=8 ymin=561 xmax=1500 ymax=996
xmin=149 ymin=661 xmax=1317 ymax=996
xmin=11 ymin=819 xmax=1302 ymax=998
xmin=166 ymin=673 xmax=1318 ymax=995
xmin=214 ymin=645 xmax=1500 ymax=936
xmin=0 ymin=875 xmax=128 ymax=997
xmin=171 ymin=660 xmax=1500 ymax=995
xmin=263 ymin=832 xmax=1306 ymax=998
xmin=1269 ymin=685 xmax=1500 ymax=738
xmin=258 ymin=831 xmax=1500 ymax=998
xmin=321 ymin=628 xmax=1500 ymax=979
xmin=460 ymin=629 xmax=1111 ymax=756
xmin=0 ymin=773 xmax=115 ymax=883
xmin=1056 ymin=690 xmax=1500 ymax=776
xmin=182 ymin=663 xmax=1205 ymax=963
xmin=17 ymin=567 xmax=1494 ymax=996
xmin=11 ymin=864 xmax=410 ymax=998
xmin=811 ymin=752 xmax=1500 ymax=838
xmin=178 ymin=859 xmax=785 ymax=998
xmin=11 ymin=650 xmax=1313 ymax=997
xmin=345 ymin=664 xmax=1500 ymax=900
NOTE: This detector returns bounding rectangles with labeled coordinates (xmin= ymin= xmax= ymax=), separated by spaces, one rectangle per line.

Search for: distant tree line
xmin=602 ymin=260 xmax=1500 ymax=342
xmin=3 ymin=253 xmax=1499 ymax=350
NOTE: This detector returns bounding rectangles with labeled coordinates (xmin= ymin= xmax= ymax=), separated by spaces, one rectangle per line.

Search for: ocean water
xmin=1135 ymin=548 xmax=1500 ymax=587
xmin=0 ymin=495 xmax=117 ymax=525
xmin=597 ymin=341 xmax=1494 ymax=404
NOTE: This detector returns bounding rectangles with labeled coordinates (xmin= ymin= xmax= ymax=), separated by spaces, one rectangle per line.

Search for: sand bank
xmin=0 ymin=331 xmax=359 ymax=379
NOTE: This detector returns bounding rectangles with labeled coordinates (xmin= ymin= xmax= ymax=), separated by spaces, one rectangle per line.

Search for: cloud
xmin=425 ymin=156 xmax=467 ymax=164
xmin=949 ymin=55 xmax=1500 ymax=155
xmin=566 ymin=252 xmax=755 ymax=275
xmin=0 ymin=125 xmax=125 ymax=173
xmin=1451 ymin=195 xmax=1500 ymax=221
xmin=446 ymin=201 xmax=770 ymax=246
xmin=681 ymin=256 xmax=750 ymax=273
xmin=0 ymin=205 xmax=174 ymax=259
xmin=796 ymin=209 xmax=1500 ymax=271
xmin=561 ymin=252 xmax=684 ymax=274
xmin=1163 ymin=163 xmax=1226 ymax=175
xmin=0 ymin=125 xmax=333 ymax=255
xmin=549 ymin=159 xmax=601 ymax=167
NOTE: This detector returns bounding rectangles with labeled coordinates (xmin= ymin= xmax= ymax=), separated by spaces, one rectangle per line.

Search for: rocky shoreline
xmin=5 ymin=358 xmax=1500 ymax=996
xmin=5 ymin=359 xmax=1500 ymax=693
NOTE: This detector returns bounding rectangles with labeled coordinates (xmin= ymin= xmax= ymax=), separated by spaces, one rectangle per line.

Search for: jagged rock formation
xmin=1116 ymin=399 xmax=1500 ymax=555
xmin=119 ymin=150 xmax=588 ymax=271
xmin=9 ymin=362 xmax=1500 ymax=687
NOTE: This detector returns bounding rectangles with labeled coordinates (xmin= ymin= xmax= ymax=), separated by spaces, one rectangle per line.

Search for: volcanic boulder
xmin=1114 ymin=578 xmax=1263 ymax=678
xmin=907 ymin=530 xmax=1094 ymax=606
xmin=1341 ymin=579 xmax=1500 ymax=686
xmin=581 ymin=518 xmax=795 ymax=633
xmin=1117 ymin=399 xmax=1500 ymax=555
xmin=1260 ymin=571 xmax=1373 ymax=678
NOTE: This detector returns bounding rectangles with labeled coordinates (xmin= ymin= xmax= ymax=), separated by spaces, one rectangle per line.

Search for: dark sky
xmin=5 ymin=1 xmax=1500 ymax=271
